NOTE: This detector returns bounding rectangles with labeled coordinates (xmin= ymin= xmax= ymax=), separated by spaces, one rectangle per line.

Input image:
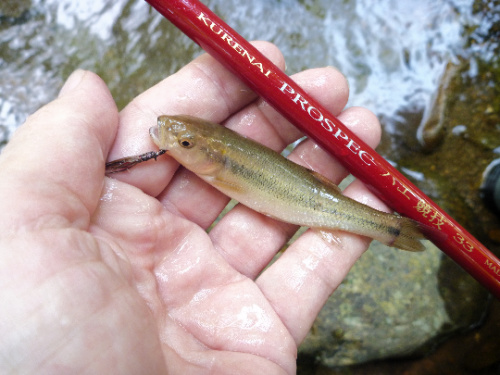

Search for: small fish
xmin=145 ymin=115 xmax=425 ymax=252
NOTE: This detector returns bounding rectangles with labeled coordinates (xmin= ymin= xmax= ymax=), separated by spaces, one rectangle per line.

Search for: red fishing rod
xmin=144 ymin=0 xmax=500 ymax=299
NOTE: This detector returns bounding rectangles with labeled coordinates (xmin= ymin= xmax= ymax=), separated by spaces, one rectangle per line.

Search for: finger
xmin=160 ymin=66 xmax=351 ymax=230
xmin=109 ymin=41 xmax=285 ymax=197
xmin=209 ymin=106 xmax=381 ymax=278
xmin=287 ymin=106 xmax=381 ymax=183
xmin=156 ymin=168 xmax=229 ymax=229
xmin=255 ymin=177 xmax=390 ymax=345
xmin=0 ymin=70 xmax=118 ymax=232
xmin=225 ymin=66 xmax=350 ymax=150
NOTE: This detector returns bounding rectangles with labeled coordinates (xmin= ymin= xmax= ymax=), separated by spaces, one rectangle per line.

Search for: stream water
xmin=0 ymin=0 xmax=476 ymax=150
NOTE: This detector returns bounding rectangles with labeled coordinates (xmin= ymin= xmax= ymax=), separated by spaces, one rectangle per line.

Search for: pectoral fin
xmin=309 ymin=170 xmax=342 ymax=194
xmin=211 ymin=177 xmax=246 ymax=195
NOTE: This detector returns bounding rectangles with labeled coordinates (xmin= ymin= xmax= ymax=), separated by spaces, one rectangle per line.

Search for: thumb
xmin=58 ymin=68 xmax=87 ymax=98
xmin=0 ymin=70 xmax=119 ymax=232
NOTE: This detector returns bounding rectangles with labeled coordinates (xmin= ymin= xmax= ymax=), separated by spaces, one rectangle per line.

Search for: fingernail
xmin=58 ymin=69 xmax=87 ymax=98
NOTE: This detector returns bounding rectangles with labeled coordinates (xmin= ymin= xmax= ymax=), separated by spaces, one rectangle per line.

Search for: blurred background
xmin=1 ymin=0 xmax=499 ymax=373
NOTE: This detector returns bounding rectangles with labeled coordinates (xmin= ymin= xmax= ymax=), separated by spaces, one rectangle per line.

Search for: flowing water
xmin=0 ymin=0 xmax=476 ymax=150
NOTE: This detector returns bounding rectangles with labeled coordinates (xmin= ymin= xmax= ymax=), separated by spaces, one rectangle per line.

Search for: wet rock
xmin=306 ymin=299 xmax=500 ymax=375
xmin=298 ymin=240 xmax=488 ymax=367
xmin=416 ymin=61 xmax=460 ymax=152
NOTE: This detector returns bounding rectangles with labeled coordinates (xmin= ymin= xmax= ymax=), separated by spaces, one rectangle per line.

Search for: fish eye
xmin=179 ymin=137 xmax=195 ymax=148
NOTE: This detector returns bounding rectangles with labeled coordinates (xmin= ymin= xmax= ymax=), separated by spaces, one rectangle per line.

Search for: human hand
xmin=0 ymin=42 xmax=383 ymax=374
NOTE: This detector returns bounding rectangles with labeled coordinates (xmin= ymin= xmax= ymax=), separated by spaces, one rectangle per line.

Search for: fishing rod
xmin=142 ymin=0 xmax=500 ymax=299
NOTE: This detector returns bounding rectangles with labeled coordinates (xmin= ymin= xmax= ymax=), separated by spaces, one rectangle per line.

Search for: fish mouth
xmin=149 ymin=126 xmax=165 ymax=149
xmin=149 ymin=124 xmax=178 ymax=152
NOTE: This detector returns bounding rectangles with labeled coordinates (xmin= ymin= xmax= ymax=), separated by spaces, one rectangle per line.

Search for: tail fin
xmin=390 ymin=217 xmax=427 ymax=252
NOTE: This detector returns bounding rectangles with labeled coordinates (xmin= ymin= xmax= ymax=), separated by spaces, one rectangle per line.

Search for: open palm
xmin=0 ymin=42 xmax=384 ymax=374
